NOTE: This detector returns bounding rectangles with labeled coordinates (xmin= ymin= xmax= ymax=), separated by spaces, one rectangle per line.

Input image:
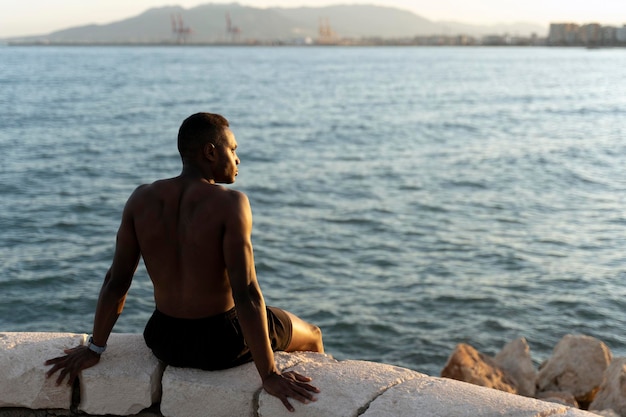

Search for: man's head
xmin=178 ymin=112 xmax=230 ymax=157
xmin=178 ymin=113 xmax=240 ymax=184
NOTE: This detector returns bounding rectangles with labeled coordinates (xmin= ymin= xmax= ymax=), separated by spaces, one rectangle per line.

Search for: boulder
xmin=589 ymin=358 xmax=626 ymax=416
xmin=537 ymin=334 xmax=612 ymax=405
xmin=0 ymin=332 xmax=86 ymax=409
xmin=78 ymin=334 xmax=164 ymax=415
xmin=494 ymin=337 xmax=537 ymax=397
xmin=257 ymin=355 xmax=424 ymax=416
xmin=441 ymin=343 xmax=518 ymax=394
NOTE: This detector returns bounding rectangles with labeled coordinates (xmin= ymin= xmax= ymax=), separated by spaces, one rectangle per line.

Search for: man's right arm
xmin=45 ymin=187 xmax=143 ymax=385
xmin=222 ymin=191 xmax=319 ymax=411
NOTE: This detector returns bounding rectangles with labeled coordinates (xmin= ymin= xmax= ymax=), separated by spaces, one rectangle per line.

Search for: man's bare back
xmin=45 ymin=113 xmax=323 ymax=412
xmin=131 ymin=177 xmax=239 ymax=318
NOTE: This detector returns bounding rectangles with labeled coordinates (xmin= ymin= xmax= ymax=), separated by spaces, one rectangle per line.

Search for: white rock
xmin=0 ymin=332 xmax=86 ymax=409
xmin=78 ymin=333 xmax=164 ymax=415
xmin=362 ymin=376 xmax=596 ymax=417
xmin=161 ymin=362 xmax=259 ymax=417
xmin=160 ymin=351 xmax=330 ymax=417
xmin=537 ymin=334 xmax=612 ymax=404
xmin=0 ymin=332 xmax=611 ymax=417
xmin=257 ymin=356 xmax=425 ymax=417
xmin=589 ymin=410 xmax=621 ymax=417
xmin=589 ymin=357 xmax=626 ymax=416
xmin=536 ymin=390 xmax=579 ymax=407
xmin=494 ymin=337 xmax=537 ymax=397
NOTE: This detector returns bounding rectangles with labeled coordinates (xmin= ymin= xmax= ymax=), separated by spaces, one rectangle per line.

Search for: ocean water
xmin=1 ymin=45 xmax=625 ymax=377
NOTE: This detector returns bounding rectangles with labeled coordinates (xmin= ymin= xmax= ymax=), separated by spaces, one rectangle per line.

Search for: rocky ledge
xmin=0 ymin=332 xmax=606 ymax=417
xmin=440 ymin=334 xmax=625 ymax=417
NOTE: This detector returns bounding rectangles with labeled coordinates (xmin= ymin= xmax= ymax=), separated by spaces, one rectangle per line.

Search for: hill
xmin=5 ymin=2 xmax=547 ymax=44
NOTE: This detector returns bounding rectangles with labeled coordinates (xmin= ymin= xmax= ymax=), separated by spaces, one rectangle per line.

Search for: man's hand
xmin=44 ymin=345 xmax=101 ymax=386
xmin=262 ymin=371 xmax=320 ymax=412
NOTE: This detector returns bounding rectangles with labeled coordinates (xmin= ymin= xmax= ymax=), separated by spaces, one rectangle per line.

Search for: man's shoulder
xmin=127 ymin=181 xmax=161 ymax=200
xmin=123 ymin=179 xmax=174 ymax=208
xmin=213 ymin=186 xmax=250 ymax=207
xmin=125 ymin=178 xmax=250 ymax=210
xmin=131 ymin=177 xmax=184 ymax=196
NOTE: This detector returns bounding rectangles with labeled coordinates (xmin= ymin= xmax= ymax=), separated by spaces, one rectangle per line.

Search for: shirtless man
xmin=45 ymin=112 xmax=323 ymax=412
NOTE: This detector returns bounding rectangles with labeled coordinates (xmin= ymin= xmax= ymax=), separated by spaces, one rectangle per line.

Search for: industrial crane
xmin=171 ymin=13 xmax=192 ymax=43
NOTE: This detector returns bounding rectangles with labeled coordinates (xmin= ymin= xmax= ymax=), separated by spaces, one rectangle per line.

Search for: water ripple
xmin=1 ymin=46 xmax=626 ymax=376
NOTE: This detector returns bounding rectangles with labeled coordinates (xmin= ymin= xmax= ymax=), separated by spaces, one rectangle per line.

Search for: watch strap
xmin=87 ymin=336 xmax=107 ymax=354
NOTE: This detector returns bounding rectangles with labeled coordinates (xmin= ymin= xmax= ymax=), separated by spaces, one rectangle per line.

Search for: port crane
xmin=318 ymin=17 xmax=337 ymax=44
xmin=171 ymin=13 xmax=192 ymax=43
xmin=225 ymin=12 xmax=241 ymax=42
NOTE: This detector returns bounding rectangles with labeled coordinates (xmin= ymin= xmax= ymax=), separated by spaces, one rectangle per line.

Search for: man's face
xmin=214 ymin=128 xmax=240 ymax=184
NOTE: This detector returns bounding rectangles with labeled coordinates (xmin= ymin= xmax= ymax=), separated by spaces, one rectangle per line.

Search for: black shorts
xmin=143 ymin=306 xmax=292 ymax=370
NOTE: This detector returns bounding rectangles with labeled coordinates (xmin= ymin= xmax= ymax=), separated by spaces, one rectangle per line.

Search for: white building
xmin=617 ymin=25 xmax=626 ymax=43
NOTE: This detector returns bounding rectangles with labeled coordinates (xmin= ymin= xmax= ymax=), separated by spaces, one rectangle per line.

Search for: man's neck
xmin=180 ymin=162 xmax=215 ymax=184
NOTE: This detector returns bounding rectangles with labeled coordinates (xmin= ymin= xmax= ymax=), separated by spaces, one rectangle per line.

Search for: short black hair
xmin=177 ymin=113 xmax=230 ymax=158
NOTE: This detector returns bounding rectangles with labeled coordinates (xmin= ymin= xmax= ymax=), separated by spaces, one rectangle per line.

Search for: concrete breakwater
xmin=0 ymin=332 xmax=604 ymax=417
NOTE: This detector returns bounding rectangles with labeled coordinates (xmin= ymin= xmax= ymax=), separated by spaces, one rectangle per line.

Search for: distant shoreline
xmin=4 ymin=41 xmax=623 ymax=49
xmin=0 ymin=39 xmax=543 ymax=47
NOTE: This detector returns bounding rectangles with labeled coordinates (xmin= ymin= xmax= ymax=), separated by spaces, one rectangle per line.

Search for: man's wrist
xmin=87 ymin=336 xmax=107 ymax=355
xmin=261 ymin=369 xmax=281 ymax=382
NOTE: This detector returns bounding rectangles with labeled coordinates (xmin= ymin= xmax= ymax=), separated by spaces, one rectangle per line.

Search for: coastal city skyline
xmin=1 ymin=0 xmax=625 ymax=38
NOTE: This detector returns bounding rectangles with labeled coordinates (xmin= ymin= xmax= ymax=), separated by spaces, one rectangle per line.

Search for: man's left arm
xmin=223 ymin=191 xmax=318 ymax=411
xmin=45 ymin=189 xmax=142 ymax=385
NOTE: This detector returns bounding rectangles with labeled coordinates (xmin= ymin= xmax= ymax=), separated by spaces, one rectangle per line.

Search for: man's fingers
xmin=300 ymin=382 xmax=320 ymax=393
xmin=44 ymin=356 xmax=66 ymax=365
xmin=264 ymin=372 xmax=319 ymax=411
xmin=57 ymin=368 xmax=78 ymax=387
xmin=284 ymin=373 xmax=320 ymax=393
xmin=45 ymin=355 xmax=69 ymax=379
xmin=55 ymin=368 xmax=69 ymax=386
xmin=45 ymin=364 xmax=59 ymax=378
xmin=286 ymin=371 xmax=312 ymax=383
xmin=282 ymin=371 xmax=320 ymax=392
xmin=280 ymin=397 xmax=295 ymax=412
xmin=66 ymin=372 xmax=77 ymax=386
xmin=290 ymin=384 xmax=317 ymax=403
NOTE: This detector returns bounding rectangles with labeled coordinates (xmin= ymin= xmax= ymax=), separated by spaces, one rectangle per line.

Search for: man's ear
xmin=203 ymin=143 xmax=216 ymax=160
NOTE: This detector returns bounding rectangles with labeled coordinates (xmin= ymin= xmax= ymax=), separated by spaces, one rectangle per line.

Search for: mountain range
xmin=6 ymin=3 xmax=547 ymax=43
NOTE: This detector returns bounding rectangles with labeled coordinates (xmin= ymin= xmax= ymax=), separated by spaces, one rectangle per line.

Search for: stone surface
xmin=441 ymin=343 xmax=518 ymax=394
xmin=149 ymin=362 xmax=257 ymax=417
xmin=0 ymin=409 xmax=73 ymax=417
xmin=536 ymin=390 xmax=579 ymax=408
xmin=257 ymin=356 xmax=425 ymax=416
xmin=0 ymin=332 xmax=86 ymax=409
xmin=78 ymin=334 xmax=164 ymax=416
xmin=537 ymin=334 xmax=612 ymax=405
xmin=362 ymin=376 xmax=595 ymax=417
xmin=494 ymin=337 xmax=537 ymax=397
xmin=0 ymin=407 xmax=161 ymax=417
xmin=1 ymin=333 xmax=617 ymax=417
xmin=589 ymin=357 xmax=626 ymax=416
xmin=589 ymin=410 xmax=621 ymax=417
xmin=160 ymin=351 xmax=330 ymax=417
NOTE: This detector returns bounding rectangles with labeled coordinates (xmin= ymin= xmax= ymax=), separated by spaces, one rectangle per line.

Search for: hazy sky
xmin=1 ymin=0 xmax=625 ymax=38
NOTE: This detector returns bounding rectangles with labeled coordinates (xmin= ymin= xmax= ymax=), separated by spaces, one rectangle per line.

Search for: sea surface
xmin=1 ymin=45 xmax=625 ymax=377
